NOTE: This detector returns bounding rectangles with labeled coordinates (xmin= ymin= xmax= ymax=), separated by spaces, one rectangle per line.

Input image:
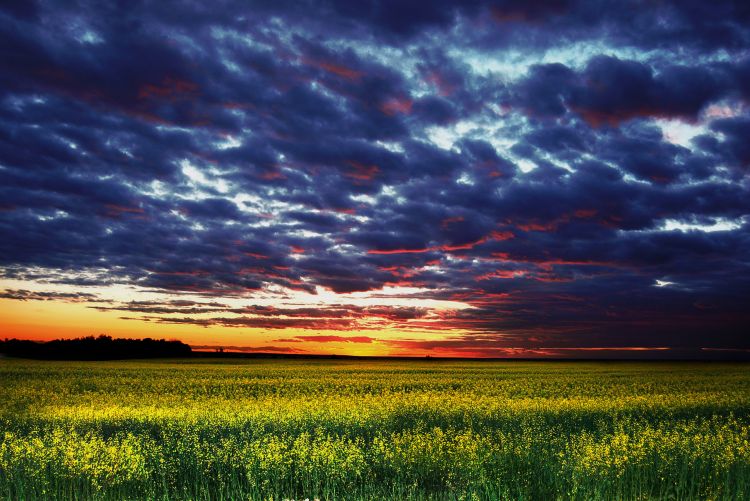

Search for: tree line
xmin=0 ymin=335 xmax=192 ymax=360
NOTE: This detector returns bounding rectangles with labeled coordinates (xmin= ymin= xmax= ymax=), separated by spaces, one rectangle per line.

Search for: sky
xmin=1 ymin=0 xmax=749 ymax=358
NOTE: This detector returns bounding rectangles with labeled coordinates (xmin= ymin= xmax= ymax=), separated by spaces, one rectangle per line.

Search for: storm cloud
xmin=1 ymin=0 xmax=748 ymax=356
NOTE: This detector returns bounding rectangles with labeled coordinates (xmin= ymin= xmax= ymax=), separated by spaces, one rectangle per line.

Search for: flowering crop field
xmin=1 ymin=359 xmax=749 ymax=500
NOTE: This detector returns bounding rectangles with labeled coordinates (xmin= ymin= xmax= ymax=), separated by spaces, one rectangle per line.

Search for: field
xmin=1 ymin=359 xmax=749 ymax=500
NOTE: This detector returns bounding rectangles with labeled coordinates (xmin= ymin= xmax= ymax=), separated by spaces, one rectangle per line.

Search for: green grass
xmin=0 ymin=359 xmax=749 ymax=499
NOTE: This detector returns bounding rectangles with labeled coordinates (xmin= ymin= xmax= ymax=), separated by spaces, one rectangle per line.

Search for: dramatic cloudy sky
xmin=1 ymin=0 xmax=749 ymax=358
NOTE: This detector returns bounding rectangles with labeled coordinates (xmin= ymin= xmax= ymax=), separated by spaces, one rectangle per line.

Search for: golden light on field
xmin=1 ymin=359 xmax=749 ymax=498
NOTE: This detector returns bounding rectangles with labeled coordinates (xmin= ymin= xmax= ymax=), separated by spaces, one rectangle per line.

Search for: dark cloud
xmin=0 ymin=289 xmax=109 ymax=303
xmin=191 ymin=344 xmax=306 ymax=353
xmin=511 ymin=56 xmax=739 ymax=126
xmin=705 ymin=117 xmax=750 ymax=170
xmin=275 ymin=335 xmax=376 ymax=343
xmin=152 ymin=316 xmax=358 ymax=330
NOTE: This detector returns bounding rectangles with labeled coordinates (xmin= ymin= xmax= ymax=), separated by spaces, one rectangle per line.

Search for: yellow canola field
xmin=0 ymin=359 xmax=748 ymax=500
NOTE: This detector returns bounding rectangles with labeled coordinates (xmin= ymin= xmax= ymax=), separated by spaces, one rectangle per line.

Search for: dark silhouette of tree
xmin=0 ymin=335 xmax=192 ymax=360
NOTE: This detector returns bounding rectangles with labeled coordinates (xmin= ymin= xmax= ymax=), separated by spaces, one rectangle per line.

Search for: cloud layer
xmin=1 ymin=0 xmax=749 ymax=356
